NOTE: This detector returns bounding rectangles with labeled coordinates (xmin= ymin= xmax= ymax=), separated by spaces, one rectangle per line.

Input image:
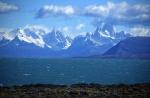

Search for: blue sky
xmin=0 ymin=0 xmax=150 ymax=37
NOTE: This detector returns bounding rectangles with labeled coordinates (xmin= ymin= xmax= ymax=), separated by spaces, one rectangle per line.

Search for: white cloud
xmin=84 ymin=2 xmax=128 ymax=17
xmin=76 ymin=23 xmax=85 ymax=30
xmin=23 ymin=24 xmax=50 ymax=35
xmin=36 ymin=2 xmax=150 ymax=26
xmin=84 ymin=2 xmax=150 ymax=26
xmin=84 ymin=4 xmax=109 ymax=17
xmin=37 ymin=5 xmax=75 ymax=18
xmin=129 ymin=26 xmax=150 ymax=36
xmin=62 ymin=26 xmax=69 ymax=33
xmin=0 ymin=1 xmax=19 ymax=13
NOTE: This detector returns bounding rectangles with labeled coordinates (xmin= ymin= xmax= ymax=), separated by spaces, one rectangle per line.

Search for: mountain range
xmin=67 ymin=23 xmax=131 ymax=57
xmin=1 ymin=23 xmax=149 ymax=58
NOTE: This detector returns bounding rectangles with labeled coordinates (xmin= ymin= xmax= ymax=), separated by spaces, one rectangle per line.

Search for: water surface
xmin=0 ymin=58 xmax=150 ymax=86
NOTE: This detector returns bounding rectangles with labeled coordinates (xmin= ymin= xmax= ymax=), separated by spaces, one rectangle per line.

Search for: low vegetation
xmin=0 ymin=83 xmax=150 ymax=98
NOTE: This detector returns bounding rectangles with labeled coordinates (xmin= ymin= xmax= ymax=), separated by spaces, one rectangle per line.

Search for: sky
xmin=0 ymin=0 xmax=150 ymax=37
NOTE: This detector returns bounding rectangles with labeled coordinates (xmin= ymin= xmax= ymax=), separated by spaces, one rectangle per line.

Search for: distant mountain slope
xmin=0 ymin=36 xmax=62 ymax=58
xmin=103 ymin=37 xmax=150 ymax=58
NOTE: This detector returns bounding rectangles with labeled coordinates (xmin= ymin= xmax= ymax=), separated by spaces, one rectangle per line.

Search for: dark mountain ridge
xmin=103 ymin=37 xmax=150 ymax=58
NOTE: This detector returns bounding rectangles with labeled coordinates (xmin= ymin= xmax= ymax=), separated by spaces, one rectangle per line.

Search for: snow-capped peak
xmin=92 ymin=23 xmax=115 ymax=39
xmin=11 ymin=27 xmax=46 ymax=48
xmin=0 ymin=25 xmax=73 ymax=50
xmin=0 ymin=31 xmax=16 ymax=41
xmin=84 ymin=23 xmax=130 ymax=46
xmin=43 ymin=28 xmax=72 ymax=50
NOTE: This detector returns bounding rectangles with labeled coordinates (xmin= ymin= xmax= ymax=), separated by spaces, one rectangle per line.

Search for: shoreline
xmin=1 ymin=83 xmax=150 ymax=98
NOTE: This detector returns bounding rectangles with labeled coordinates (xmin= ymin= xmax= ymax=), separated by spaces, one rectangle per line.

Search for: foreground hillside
xmin=0 ymin=83 xmax=150 ymax=98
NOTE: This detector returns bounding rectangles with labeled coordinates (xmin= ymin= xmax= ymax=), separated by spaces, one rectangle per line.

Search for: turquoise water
xmin=0 ymin=58 xmax=150 ymax=86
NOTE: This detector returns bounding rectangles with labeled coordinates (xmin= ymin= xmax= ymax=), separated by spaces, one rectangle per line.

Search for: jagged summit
xmin=43 ymin=28 xmax=72 ymax=50
xmin=101 ymin=23 xmax=115 ymax=37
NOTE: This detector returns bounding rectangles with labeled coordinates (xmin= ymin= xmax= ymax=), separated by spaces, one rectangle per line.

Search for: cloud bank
xmin=84 ymin=2 xmax=150 ymax=26
xmin=37 ymin=2 xmax=150 ymax=26
xmin=130 ymin=26 xmax=150 ymax=36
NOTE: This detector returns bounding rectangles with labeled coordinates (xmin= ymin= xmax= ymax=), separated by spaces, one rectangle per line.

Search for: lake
xmin=0 ymin=58 xmax=150 ymax=86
